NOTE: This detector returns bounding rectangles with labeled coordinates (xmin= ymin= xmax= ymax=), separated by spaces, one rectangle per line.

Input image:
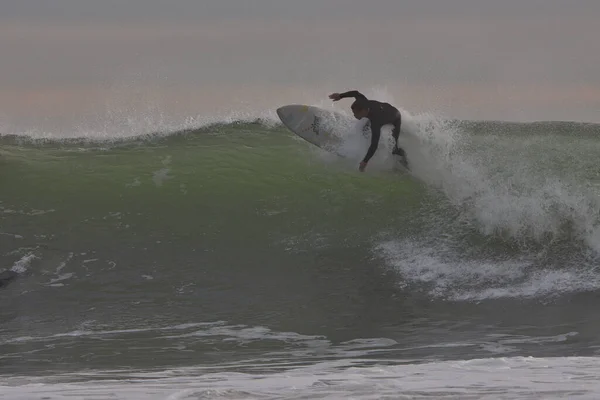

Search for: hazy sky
xmin=2 ymin=0 xmax=600 ymax=133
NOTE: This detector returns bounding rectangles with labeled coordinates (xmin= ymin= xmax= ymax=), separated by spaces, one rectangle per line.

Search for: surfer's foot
xmin=392 ymin=147 xmax=409 ymax=170
xmin=392 ymin=146 xmax=406 ymax=157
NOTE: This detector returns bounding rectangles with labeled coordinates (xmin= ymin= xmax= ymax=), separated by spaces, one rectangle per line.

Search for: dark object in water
xmin=0 ymin=270 xmax=18 ymax=288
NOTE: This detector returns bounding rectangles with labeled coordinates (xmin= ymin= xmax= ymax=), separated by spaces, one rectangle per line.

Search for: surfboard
xmin=276 ymin=104 xmax=410 ymax=172
xmin=276 ymin=104 xmax=350 ymax=154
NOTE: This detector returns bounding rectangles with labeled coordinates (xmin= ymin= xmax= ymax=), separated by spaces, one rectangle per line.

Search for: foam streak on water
xmin=376 ymin=239 xmax=600 ymax=300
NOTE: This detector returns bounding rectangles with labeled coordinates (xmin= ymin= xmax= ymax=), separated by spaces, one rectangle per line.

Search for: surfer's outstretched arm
xmin=329 ymin=91 xmax=368 ymax=101
xmin=339 ymin=91 xmax=368 ymax=101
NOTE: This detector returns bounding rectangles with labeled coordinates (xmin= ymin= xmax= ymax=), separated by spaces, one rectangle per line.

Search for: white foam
xmin=3 ymin=321 xmax=227 ymax=345
xmin=10 ymin=253 xmax=37 ymax=273
xmin=2 ymin=356 xmax=600 ymax=399
xmin=376 ymin=239 xmax=600 ymax=300
xmin=0 ymin=231 xmax=23 ymax=239
xmin=394 ymin=112 xmax=600 ymax=253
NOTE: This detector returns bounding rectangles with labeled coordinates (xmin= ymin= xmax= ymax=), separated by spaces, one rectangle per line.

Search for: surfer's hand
xmin=359 ymin=161 xmax=367 ymax=172
xmin=329 ymin=93 xmax=341 ymax=101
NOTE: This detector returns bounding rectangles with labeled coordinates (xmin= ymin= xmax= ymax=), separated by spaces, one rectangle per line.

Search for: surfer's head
xmin=351 ymin=99 xmax=369 ymax=119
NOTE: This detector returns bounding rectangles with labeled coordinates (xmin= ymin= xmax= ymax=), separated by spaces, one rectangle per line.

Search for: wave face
xmin=3 ymin=113 xmax=600 ymax=299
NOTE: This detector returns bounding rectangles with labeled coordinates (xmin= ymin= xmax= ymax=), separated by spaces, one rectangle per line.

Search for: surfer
xmin=329 ymin=90 xmax=407 ymax=172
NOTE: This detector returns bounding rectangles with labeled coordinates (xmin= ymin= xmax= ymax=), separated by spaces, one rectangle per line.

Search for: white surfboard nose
xmin=276 ymin=104 xmax=305 ymax=122
xmin=276 ymin=106 xmax=288 ymax=120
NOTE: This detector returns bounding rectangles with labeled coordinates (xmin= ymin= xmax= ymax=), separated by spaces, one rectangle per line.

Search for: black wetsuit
xmin=338 ymin=90 xmax=405 ymax=164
